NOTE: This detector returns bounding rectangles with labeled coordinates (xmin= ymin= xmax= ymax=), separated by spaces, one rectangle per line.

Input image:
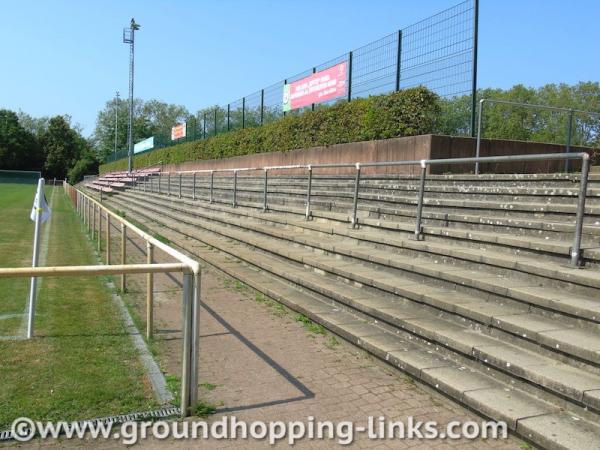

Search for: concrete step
xmin=104 ymin=195 xmax=600 ymax=449
xmin=107 ymin=193 xmax=600 ymax=415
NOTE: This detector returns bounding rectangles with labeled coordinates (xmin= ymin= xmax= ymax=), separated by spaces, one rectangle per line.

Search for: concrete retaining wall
xmin=162 ymin=134 xmax=592 ymax=175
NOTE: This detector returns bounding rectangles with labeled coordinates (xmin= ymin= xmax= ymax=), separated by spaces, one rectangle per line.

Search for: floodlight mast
xmin=123 ymin=18 xmax=140 ymax=173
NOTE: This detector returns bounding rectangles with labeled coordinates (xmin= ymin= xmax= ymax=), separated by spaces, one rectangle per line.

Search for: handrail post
xmin=190 ymin=272 xmax=200 ymax=408
xmin=262 ymin=169 xmax=268 ymax=212
xmin=179 ymin=173 xmax=182 ymax=198
xmin=106 ymin=214 xmax=111 ymax=264
xmin=144 ymin=175 xmax=147 ymax=192
xmin=181 ymin=273 xmax=193 ymax=417
xmin=210 ymin=171 xmax=214 ymax=204
xmin=351 ymin=163 xmax=361 ymax=228
xmin=232 ymin=170 xmax=238 ymax=208
xmin=570 ymin=154 xmax=590 ymax=267
xmin=120 ymin=224 xmax=127 ymax=292
xmin=168 ymin=172 xmax=171 ymax=196
xmin=305 ymin=165 xmax=313 ymax=220
xmin=475 ymin=98 xmax=484 ymax=175
xmin=413 ymin=161 xmax=427 ymax=240
xmin=158 ymin=172 xmax=162 ymax=194
xmin=146 ymin=242 xmax=154 ymax=340
xmin=192 ymin=172 xmax=196 ymax=200
xmin=92 ymin=203 xmax=96 ymax=241
xmin=98 ymin=207 xmax=102 ymax=252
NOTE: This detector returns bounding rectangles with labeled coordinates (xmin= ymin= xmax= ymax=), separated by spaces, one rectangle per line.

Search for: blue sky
xmin=1 ymin=0 xmax=598 ymax=136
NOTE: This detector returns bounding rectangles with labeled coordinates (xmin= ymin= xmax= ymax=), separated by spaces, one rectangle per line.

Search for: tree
xmin=41 ymin=116 xmax=89 ymax=179
xmin=0 ymin=109 xmax=42 ymax=171
xmin=92 ymin=98 xmax=189 ymax=159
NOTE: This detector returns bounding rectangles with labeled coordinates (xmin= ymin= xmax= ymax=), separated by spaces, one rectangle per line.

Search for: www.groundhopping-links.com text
xmin=10 ymin=416 xmax=508 ymax=445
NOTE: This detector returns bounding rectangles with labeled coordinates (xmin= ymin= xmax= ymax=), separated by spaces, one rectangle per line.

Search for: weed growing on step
xmin=295 ymin=314 xmax=326 ymax=335
xmin=325 ymin=335 xmax=340 ymax=349
xmin=200 ymin=382 xmax=217 ymax=391
xmin=519 ymin=443 xmax=532 ymax=450
xmin=195 ymin=402 xmax=217 ymax=418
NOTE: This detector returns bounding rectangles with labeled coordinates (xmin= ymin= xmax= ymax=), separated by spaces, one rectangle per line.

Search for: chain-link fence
xmin=106 ymin=0 xmax=478 ymax=163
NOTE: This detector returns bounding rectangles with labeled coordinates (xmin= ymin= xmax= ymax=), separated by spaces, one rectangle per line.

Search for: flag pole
xmin=27 ymin=178 xmax=45 ymax=339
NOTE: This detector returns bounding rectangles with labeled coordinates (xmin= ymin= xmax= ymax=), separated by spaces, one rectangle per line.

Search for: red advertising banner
xmin=171 ymin=123 xmax=187 ymax=141
xmin=282 ymin=62 xmax=347 ymax=112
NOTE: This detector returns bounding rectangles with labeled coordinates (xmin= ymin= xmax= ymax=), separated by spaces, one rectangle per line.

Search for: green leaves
xmin=101 ymin=87 xmax=440 ymax=173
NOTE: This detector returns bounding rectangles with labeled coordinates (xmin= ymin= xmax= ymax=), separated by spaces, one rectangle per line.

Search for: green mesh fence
xmin=0 ymin=170 xmax=41 ymax=184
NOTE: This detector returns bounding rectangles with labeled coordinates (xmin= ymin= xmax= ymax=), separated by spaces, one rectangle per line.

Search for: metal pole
xmin=192 ymin=172 xmax=196 ymax=200
xmin=126 ymin=20 xmax=139 ymax=173
xmin=106 ymin=214 xmax=111 ymax=264
xmin=242 ymin=97 xmax=245 ymax=129
xmin=311 ymin=68 xmax=316 ymax=111
xmin=475 ymin=99 xmax=485 ymax=175
xmin=305 ymin=165 xmax=313 ymax=220
xmin=179 ymin=173 xmax=182 ymax=198
xmin=168 ymin=172 xmax=171 ymax=196
xmin=232 ymin=170 xmax=238 ymax=208
xmin=470 ymin=0 xmax=479 ymax=137
xmin=203 ymin=113 xmax=206 ymax=139
xmin=146 ymin=242 xmax=154 ymax=340
xmin=158 ymin=172 xmax=161 ymax=194
xmin=210 ymin=171 xmax=214 ymax=203
xmin=121 ymin=224 xmax=127 ymax=292
xmin=114 ymin=91 xmax=120 ymax=157
xmin=260 ymin=89 xmax=264 ymax=125
xmin=413 ymin=163 xmax=427 ymax=240
xmin=189 ymin=272 xmax=200 ymax=409
xmin=214 ymin=108 xmax=218 ymax=136
xmin=565 ymin=109 xmax=574 ymax=172
xmin=93 ymin=203 xmax=96 ymax=241
xmin=351 ymin=164 xmax=361 ymax=228
xmin=347 ymin=52 xmax=353 ymax=102
xmin=180 ymin=272 xmax=193 ymax=417
xmin=262 ymin=169 xmax=268 ymax=212
xmin=570 ymin=154 xmax=590 ymax=267
xmin=227 ymin=104 xmax=230 ymax=131
xmin=395 ymin=30 xmax=402 ymax=91
xmin=26 ymin=178 xmax=45 ymax=339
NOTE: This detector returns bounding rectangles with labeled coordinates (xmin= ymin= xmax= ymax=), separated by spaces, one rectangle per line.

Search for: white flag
xmin=30 ymin=186 xmax=51 ymax=223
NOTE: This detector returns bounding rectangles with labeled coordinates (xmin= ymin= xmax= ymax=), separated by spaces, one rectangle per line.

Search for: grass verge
xmin=0 ymin=186 xmax=158 ymax=428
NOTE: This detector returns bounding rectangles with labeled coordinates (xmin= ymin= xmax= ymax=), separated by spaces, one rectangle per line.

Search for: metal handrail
xmin=134 ymin=152 xmax=591 ymax=268
xmin=64 ymin=182 xmax=200 ymax=417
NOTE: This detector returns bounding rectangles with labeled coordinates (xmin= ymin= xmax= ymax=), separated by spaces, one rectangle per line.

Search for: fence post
xmin=565 ymin=109 xmax=574 ymax=172
xmin=395 ymin=30 xmax=403 ymax=91
xmin=470 ymin=0 xmax=480 ymax=137
xmin=347 ymin=52 xmax=353 ymax=102
xmin=106 ymin=214 xmax=111 ymax=264
xmin=210 ymin=171 xmax=214 ymax=204
xmin=192 ymin=172 xmax=196 ymax=200
xmin=168 ymin=172 xmax=171 ymax=196
xmin=305 ymin=165 xmax=313 ymax=220
xmin=146 ymin=242 xmax=154 ymax=340
xmin=351 ymin=163 xmax=361 ymax=228
xmin=98 ymin=207 xmax=102 ymax=252
xmin=214 ymin=108 xmax=218 ymax=136
xmin=262 ymin=169 xmax=268 ymax=212
xmin=475 ymin=98 xmax=485 ymax=175
xmin=227 ymin=104 xmax=230 ymax=131
xmin=242 ymin=97 xmax=246 ymax=129
xmin=121 ymin=224 xmax=127 ymax=292
xmin=232 ymin=170 xmax=238 ymax=208
xmin=93 ymin=203 xmax=96 ymax=241
xmin=260 ymin=89 xmax=264 ymax=125
xmin=570 ymin=154 xmax=590 ymax=267
xmin=179 ymin=173 xmax=182 ymax=198
xmin=413 ymin=162 xmax=427 ymax=240
xmin=158 ymin=172 xmax=162 ymax=194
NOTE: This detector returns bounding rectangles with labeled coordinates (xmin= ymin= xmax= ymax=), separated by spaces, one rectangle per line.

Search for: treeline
xmin=437 ymin=82 xmax=600 ymax=147
xmin=0 ymin=110 xmax=97 ymax=182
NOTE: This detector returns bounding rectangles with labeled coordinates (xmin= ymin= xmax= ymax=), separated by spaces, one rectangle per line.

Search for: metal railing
xmin=475 ymin=98 xmax=600 ymax=174
xmin=0 ymin=182 xmax=201 ymax=417
xmin=137 ymin=152 xmax=591 ymax=268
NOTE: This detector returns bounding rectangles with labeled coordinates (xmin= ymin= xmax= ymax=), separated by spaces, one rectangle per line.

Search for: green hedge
xmin=100 ymin=87 xmax=440 ymax=174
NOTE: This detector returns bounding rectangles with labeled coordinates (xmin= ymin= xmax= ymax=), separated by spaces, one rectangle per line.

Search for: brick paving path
xmin=10 ymin=228 xmax=520 ymax=449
